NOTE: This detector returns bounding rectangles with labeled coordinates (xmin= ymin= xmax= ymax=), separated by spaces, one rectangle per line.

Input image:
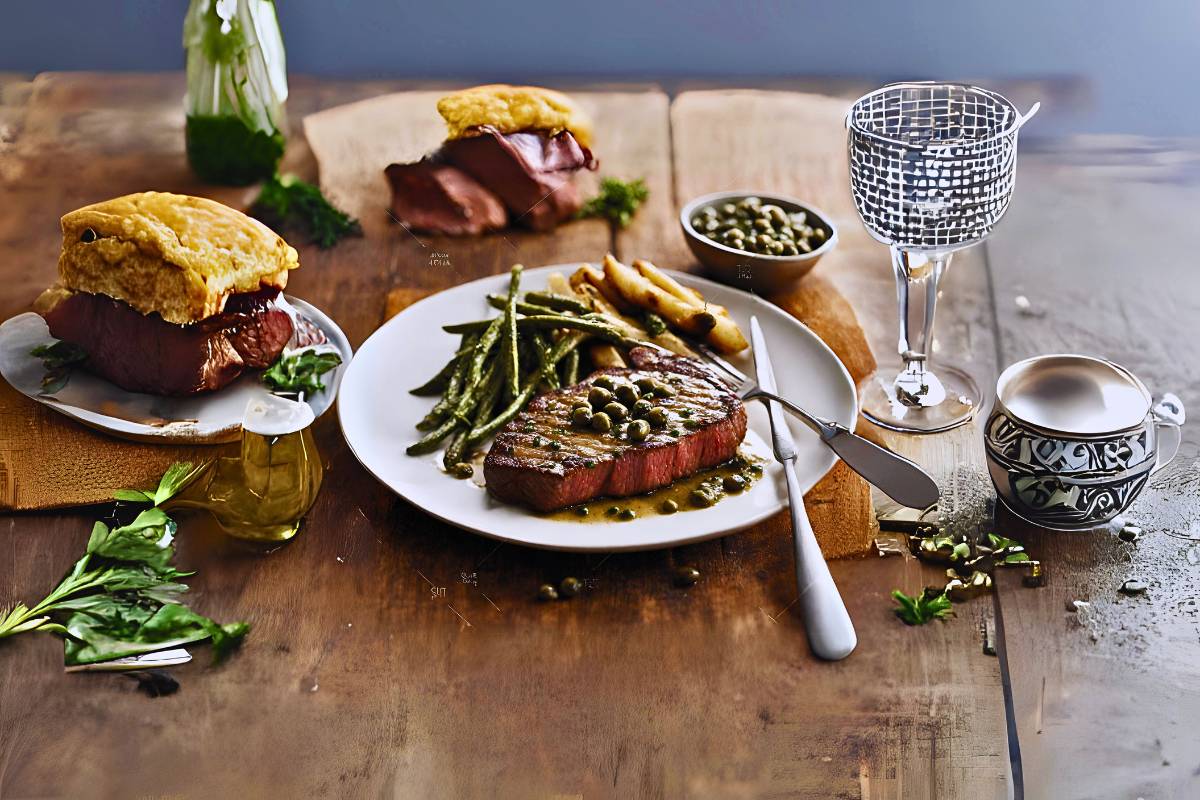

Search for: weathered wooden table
xmin=1 ymin=74 xmax=1197 ymax=800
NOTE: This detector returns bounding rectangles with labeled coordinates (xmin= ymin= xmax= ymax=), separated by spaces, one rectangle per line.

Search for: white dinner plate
xmin=339 ymin=265 xmax=857 ymax=552
xmin=0 ymin=296 xmax=351 ymax=444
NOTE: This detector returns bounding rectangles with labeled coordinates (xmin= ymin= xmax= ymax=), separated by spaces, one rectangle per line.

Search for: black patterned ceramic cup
xmin=984 ymin=355 xmax=1185 ymax=530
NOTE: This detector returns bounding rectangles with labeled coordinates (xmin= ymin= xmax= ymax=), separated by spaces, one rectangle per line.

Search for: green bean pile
xmin=690 ymin=196 xmax=828 ymax=256
xmin=406 ymin=266 xmax=639 ymax=471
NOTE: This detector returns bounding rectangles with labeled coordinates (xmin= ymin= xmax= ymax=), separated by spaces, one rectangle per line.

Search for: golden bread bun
xmin=437 ymin=84 xmax=593 ymax=148
xmin=57 ymin=191 xmax=298 ymax=325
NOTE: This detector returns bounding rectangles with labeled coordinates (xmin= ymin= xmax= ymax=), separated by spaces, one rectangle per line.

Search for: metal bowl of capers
xmin=680 ymin=191 xmax=838 ymax=293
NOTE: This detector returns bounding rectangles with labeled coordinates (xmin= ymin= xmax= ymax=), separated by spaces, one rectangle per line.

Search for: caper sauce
xmin=545 ymin=452 xmax=764 ymax=523
xmin=690 ymin=196 xmax=829 ymax=257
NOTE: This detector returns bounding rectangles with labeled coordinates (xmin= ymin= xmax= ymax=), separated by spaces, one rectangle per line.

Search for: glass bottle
xmin=168 ymin=396 xmax=323 ymax=542
xmin=183 ymin=0 xmax=288 ymax=185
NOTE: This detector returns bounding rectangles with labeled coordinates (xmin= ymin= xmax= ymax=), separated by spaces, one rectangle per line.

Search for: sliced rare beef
xmin=383 ymin=160 xmax=508 ymax=236
xmin=40 ymin=288 xmax=305 ymax=395
xmin=484 ymin=348 xmax=747 ymax=511
xmin=440 ymin=127 xmax=597 ymax=231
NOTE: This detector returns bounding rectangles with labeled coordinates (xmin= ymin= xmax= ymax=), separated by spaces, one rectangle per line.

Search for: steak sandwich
xmin=35 ymin=191 xmax=311 ymax=396
xmin=386 ymin=85 xmax=597 ymax=235
xmin=485 ymin=348 xmax=748 ymax=512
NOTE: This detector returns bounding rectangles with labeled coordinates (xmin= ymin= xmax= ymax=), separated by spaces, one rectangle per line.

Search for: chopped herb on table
xmin=891 ymin=589 xmax=954 ymax=626
xmin=0 ymin=462 xmax=248 ymax=666
xmin=578 ymin=177 xmax=648 ymax=228
xmin=263 ymin=347 xmax=343 ymax=395
xmin=30 ymin=340 xmax=88 ymax=394
xmin=252 ymin=173 xmax=361 ymax=249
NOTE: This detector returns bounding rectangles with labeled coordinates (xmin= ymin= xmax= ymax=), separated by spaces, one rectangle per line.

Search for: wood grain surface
xmin=1 ymin=73 xmax=1196 ymax=800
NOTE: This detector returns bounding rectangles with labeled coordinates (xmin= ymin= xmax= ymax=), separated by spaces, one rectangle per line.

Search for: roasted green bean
xmin=502 ymin=265 xmax=522 ymax=400
xmin=561 ymin=347 xmax=580 ymax=386
xmin=525 ymin=291 xmax=591 ymax=315
xmin=409 ymin=340 xmax=474 ymax=396
xmin=467 ymin=333 xmax=585 ymax=444
xmin=531 ymin=332 xmax=559 ymax=389
xmin=486 ymin=294 xmax=560 ymax=317
xmin=407 ymin=415 xmax=461 ymax=455
xmin=415 ymin=334 xmax=477 ymax=430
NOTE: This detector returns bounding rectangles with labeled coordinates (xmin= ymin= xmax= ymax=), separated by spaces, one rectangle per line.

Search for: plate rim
xmin=338 ymin=264 xmax=858 ymax=552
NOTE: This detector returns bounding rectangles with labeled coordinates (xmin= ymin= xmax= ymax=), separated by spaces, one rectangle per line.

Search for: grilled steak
xmin=485 ymin=347 xmax=747 ymax=511
xmin=440 ymin=126 xmax=597 ymax=231
xmin=40 ymin=287 xmax=313 ymax=395
xmin=384 ymin=160 xmax=508 ymax=235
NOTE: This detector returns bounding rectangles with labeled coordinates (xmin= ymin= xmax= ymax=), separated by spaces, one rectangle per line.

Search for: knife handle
xmin=784 ymin=460 xmax=858 ymax=661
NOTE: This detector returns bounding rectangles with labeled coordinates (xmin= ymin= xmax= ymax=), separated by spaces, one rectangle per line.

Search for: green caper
xmin=588 ymin=386 xmax=613 ymax=407
xmin=721 ymin=202 xmax=737 ymax=215
xmin=646 ymin=406 xmax=668 ymax=427
xmin=683 ymin=419 xmax=700 ymax=430
xmin=691 ymin=216 xmax=704 ymax=230
xmin=668 ymin=427 xmax=682 ymax=437
xmin=729 ymin=239 xmax=746 ymax=250
xmin=722 ymin=474 xmax=746 ymax=493
xmin=753 ymin=217 xmax=772 ymax=232
xmin=689 ymin=488 xmax=716 ymax=508
xmin=549 ymin=440 xmax=562 ymax=451
xmin=450 ymin=462 xmax=474 ymax=479
xmin=606 ymin=505 xmax=620 ymax=516
xmin=632 ymin=399 xmax=653 ymax=417
xmin=650 ymin=381 xmax=675 ymax=397
xmin=797 ymin=239 xmax=813 ymax=253
xmin=674 ymin=566 xmax=701 ymax=587
xmin=592 ymin=375 xmax=616 ymax=391
xmin=574 ymin=505 xmax=590 ymax=517
xmin=634 ymin=376 xmax=656 ymax=393
xmin=628 ymin=420 xmax=651 ymax=442
xmin=770 ymin=242 xmax=785 ymax=256
xmin=660 ymin=499 xmax=679 ymax=514
xmin=560 ymin=576 xmax=582 ymax=597
xmin=615 ymin=383 xmax=640 ymax=404
xmin=618 ymin=508 xmax=637 ymax=521
xmin=590 ymin=411 xmax=612 ymax=432
xmin=570 ymin=406 xmax=593 ymax=426
xmin=747 ymin=463 xmax=764 ymax=477
xmin=702 ymin=205 xmax=718 ymax=218
xmin=704 ymin=219 xmax=720 ymax=233
xmin=783 ymin=243 xmax=800 ymax=256
xmin=603 ymin=402 xmax=628 ymax=422
xmin=742 ymin=196 xmax=762 ymax=209
xmin=813 ymin=227 xmax=827 ymax=241
xmin=538 ymin=583 xmax=558 ymax=601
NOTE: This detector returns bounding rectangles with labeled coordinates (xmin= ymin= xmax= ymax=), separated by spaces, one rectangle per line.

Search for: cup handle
xmin=1151 ymin=393 xmax=1185 ymax=474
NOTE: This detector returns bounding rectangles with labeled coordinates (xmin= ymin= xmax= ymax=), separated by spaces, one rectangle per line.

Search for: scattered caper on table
xmin=538 ymin=583 xmax=559 ymax=601
xmin=560 ymin=576 xmax=582 ymax=597
xmin=691 ymin=196 xmax=827 ymax=257
xmin=674 ymin=566 xmax=701 ymax=587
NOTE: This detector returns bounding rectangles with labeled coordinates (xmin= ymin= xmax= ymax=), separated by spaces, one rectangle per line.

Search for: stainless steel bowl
xmin=679 ymin=191 xmax=838 ymax=293
xmin=984 ymin=354 xmax=1185 ymax=530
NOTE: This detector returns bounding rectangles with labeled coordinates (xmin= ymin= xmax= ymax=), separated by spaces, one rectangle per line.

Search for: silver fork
xmin=690 ymin=341 xmax=939 ymax=510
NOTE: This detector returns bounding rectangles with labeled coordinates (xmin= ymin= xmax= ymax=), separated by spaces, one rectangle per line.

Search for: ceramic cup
xmin=984 ymin=354 xmax=1185 ymax=530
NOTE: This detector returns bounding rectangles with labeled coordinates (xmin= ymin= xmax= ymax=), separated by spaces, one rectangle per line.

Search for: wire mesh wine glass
xmin=847 ymin=82 xmax=1039 ymax=433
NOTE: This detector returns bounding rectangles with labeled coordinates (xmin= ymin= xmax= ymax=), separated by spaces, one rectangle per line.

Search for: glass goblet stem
xmin=890 ymin=246 xmax=953 ymax=408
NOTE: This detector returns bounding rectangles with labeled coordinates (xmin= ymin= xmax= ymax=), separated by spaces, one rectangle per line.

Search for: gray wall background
xmin=3 ymin=1 xmax=1197 ymax=136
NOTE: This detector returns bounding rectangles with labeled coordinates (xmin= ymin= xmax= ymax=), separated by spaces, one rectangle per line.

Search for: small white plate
xmin=0 ymin=296 xmax=351 ymax=444
xmin=339 ymin=265 xmax=857 ymax=552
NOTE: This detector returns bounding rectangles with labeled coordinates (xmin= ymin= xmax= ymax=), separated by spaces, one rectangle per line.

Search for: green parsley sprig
xmin=891 ymin=589 xmax=954 ymax=626
xmin=0 ymin=462 xmax=248 ymax=666
xmin=578 ymin=177 xmax=649 ymax=228
xmin=30 ymin=340 xmax=88 ymax=394
xmin=263 ymin=347 xmax=343 ymax=395
xmin=253 ymin=173 xmax=361 ymax=249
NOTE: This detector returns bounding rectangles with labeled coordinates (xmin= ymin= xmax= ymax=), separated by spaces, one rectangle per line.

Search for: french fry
xmin=571 ymin=264 xmax=631 ymax=312
xmin=603 ymin=255 xmax=749 ymax=353
xmin=589 ymin=343 xmax=626 ymax=368
xmin=633 ymin=259 xmax=729 ymax=318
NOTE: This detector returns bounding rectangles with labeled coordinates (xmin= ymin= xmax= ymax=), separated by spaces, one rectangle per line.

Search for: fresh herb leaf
xmin=891 ymin=589 xmax=954 ymax=625
xmin=263 ymin=347 xmax=342 ymax=395
xmin=114 ymin=461 xmax=205 ymax=507
xmin=30 ymin=340 xmax=88 ymax=394
xmin=252 ymin=173 xmax=361 ymax=248
xmin=578 ymin=177 xmax=649 ymax=228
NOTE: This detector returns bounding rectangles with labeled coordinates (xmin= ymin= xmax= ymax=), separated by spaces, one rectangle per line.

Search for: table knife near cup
xmin=750 ymin=317 xmax=858 ymax=661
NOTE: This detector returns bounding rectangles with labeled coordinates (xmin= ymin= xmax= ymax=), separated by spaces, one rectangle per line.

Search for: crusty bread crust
xmin=437 ymin=85 xmax=593 ymax=148
xmin=58 ymin=192 xmax=298 ymax=324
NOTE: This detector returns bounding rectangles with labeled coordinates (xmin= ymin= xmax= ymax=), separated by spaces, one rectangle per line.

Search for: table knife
xmin=751 ymin=316 xmax=857 ymax=661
